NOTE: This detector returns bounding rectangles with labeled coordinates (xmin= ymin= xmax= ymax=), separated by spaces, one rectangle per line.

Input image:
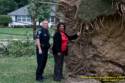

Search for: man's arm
xmin=36 ymin=38 xmax=42 ymax=54
xmin=35 ymin=30 xmax=42 ymax=54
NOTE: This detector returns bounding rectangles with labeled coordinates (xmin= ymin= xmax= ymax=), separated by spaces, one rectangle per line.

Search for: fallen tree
xmin=57 ymin=0 xmax=125 ymax=81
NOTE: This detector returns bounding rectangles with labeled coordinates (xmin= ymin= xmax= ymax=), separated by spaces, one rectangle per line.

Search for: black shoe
xmin=36 ymin=78 xmax=43 ymax=82
xmin=36 ymin=76 xmax=44 ymax=82
xmin=42 ymin=76 xmax=46 ymax=79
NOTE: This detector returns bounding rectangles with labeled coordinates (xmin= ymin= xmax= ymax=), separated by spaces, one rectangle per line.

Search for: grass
xmin=0 ymin=27 xmax=33 ymax=39
xmin=0 ymin=55 xmax=63 ymax=83
xmin=0 ymin=27 xmax=55 ymax=40
xmin=0 ymin=27 xmax=59 ymax=83
xmin=0 ymin=28 xmax=32 ymax=35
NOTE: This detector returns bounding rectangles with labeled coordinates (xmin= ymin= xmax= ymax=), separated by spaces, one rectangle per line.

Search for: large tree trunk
xmin=57 ymin=0 xmax=125 ymax=81
xmin=32 ymin=16 xmax=37 ymax=39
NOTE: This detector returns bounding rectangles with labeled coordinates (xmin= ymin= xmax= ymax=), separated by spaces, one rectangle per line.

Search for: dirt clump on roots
xmin=57 ymin=0 xmax=125 ymax=82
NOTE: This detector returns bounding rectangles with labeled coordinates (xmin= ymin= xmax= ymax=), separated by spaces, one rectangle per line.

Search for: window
xmin=17 ymin=16 xmax=21 ymax=22
xmin=22 ymin=16 xmax=26 ymax=22
xmin=27 ymin=16 xmax=31 ymax=22
xmin=50 ymin=16 xmax=55 ymax=23
xmin=16 ymin=16 xmax=31 ymax=22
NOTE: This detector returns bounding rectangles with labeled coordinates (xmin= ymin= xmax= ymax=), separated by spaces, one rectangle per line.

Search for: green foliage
xmin=0 ymin=15 xmax=12 ymax=26
xmin=0 ymin=0 xmax=29 ymax=14
xmin=5 ymin=41 xmax=35 ymax=57
xmin=0 ymin=0 xmax=17 ymax=14
xmin=14 ymin=0 xmax=29 ymax=8
xmin=37 ymin=4 xmax=51 ymax=22
xmin=78 ymin=0 xmax=115 ymax=21
xmin=29 ymin=0 xmax=51 ymax=22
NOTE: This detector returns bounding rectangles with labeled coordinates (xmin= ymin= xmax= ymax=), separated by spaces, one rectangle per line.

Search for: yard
xmin=0 ymin=56 xmax=64 ymax=83
xmin=0 ymin=27 xmax=33 ymax=39
xmin=0 ymin=27 xmax=55 ymax=40
xmin=0 ymin=27 xmax=61 ymax=83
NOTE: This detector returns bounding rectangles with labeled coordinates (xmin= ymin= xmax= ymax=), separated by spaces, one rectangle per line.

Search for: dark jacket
xmin=52 ymin=31 xmax=78 ymax=55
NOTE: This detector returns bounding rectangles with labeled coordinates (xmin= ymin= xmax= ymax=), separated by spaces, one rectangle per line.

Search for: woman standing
xmin=52 ymin=23 xmax=80 ymax=81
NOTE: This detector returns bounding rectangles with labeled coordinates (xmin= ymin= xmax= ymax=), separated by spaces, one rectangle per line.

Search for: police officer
xmin=35 ymin=19 xmax=50 ymax=81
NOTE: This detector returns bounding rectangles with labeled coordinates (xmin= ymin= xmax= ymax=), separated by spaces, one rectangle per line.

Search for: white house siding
xmin=9 ymin=16 xmax=55 ymax=27
xmin=11 ymin=16 xmax=16 ymax=22
xmin=9 ymin=15 xmax=32 ymax=27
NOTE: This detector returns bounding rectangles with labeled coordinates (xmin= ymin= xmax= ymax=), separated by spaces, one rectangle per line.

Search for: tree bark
xmin=32 ymin=16 xmax=36 ymax=40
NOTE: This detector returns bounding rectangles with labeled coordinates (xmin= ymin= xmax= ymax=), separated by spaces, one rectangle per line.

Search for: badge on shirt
xmin=38 ymin=31 xmax=41 ymax=35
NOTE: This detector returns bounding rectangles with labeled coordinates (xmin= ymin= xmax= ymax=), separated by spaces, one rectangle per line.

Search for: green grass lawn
xmin=0 ymin=28 xmax=33 ymax=39
xmin=0 ymin=27 xmax=59 ymax=83
xmin=0 ymin=27 xmax=55 ymax=40
xmin=0 ymin=28 xmax=32 ymax=35
xmin=0 ymin=56 xmax=63 ymax=83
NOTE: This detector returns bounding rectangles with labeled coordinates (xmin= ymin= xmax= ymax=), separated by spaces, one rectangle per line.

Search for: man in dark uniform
xmin=35 ymin=19 xmax=50 ymax=81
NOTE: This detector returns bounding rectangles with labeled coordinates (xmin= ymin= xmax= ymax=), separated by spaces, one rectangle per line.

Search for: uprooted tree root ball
xmin=57 ymin=0 xmax=125 ymax=81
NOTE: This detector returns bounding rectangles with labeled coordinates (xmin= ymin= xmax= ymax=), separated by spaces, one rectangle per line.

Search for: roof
xmin=8 ymin=5 xmax=56 ymax=16
xmin=8 ymin=5 xmax=30 ymax=16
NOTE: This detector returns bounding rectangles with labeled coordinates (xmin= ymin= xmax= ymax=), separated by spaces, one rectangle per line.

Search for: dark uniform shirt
xmin=36 ymin=26 xmax=50 ymax=49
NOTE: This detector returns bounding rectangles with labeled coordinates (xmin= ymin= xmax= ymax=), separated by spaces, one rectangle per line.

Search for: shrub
xmin=4 ymin=40 xmax=35 ymax=57
xmin=0 ymin=15 xmax=12 ymax=26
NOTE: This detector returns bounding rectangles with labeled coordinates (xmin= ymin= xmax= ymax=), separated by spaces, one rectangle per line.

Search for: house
xmin=8 ymin=5 xmax=57 ymax=27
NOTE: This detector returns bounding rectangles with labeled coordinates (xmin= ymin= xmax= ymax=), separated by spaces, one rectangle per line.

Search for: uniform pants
xmin=36 ymin=48 xmax=48 ymax=80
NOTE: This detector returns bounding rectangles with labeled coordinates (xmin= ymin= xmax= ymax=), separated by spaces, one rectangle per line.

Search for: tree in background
xmin=37 ymin=4 xmax=50 ymax=24
xmin=0 ymin=0 xmax=29 ymax=15
xmin=0 ymin=0 xmax=17 ymax=14
xmin=29 ymin=0 xmax=51 ymax=39
xmin=14 ymin=0 xmax=29 ymax=8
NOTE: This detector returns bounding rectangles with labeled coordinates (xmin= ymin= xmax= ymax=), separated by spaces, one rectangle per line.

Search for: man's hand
xmin=39 ymin=49 xmax=42 ymax=54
